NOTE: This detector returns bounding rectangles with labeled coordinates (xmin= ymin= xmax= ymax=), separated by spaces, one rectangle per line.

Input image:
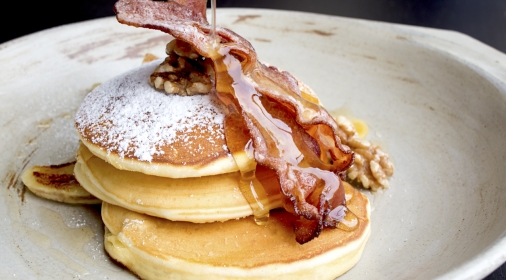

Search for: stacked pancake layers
xmin=74 ymin=60 xmax=371 ymax=279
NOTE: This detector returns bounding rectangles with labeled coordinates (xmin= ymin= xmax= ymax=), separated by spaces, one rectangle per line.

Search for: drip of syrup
xmin=206 ymin=4 xmax=348 ymax=232
xmin=209 ymin=0 xmax=219 ymax=48
xmin=237 ymin=151 xmax=270 ymax=226
xmin=223 ymin=112 xmax=270 ymax=225
xmin=337 ymin=210 xmax=359 ymax=232
xmin=338 ymin=182 xmax=359 ymax=232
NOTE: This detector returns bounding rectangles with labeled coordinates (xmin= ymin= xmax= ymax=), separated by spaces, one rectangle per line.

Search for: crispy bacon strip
xmin=174 ymin=0 xmax=208 ymax=20
xmin=114 ymin=0 xmax=257 ymax=71
xmin=114 ymin=0 xmax=354 ymax=243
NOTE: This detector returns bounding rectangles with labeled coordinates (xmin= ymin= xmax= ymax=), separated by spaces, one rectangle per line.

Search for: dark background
xmin=2 ymin=0 xmax=506 ymax=54
xmin=1 ymin=1 xmax=505 ymax=279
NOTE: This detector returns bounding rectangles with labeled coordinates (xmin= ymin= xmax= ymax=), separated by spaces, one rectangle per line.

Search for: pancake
xmin=18 ymin=1 xmax=392 ymax=278
xmin=75 ymin=143 xmax=283 ymax=222
xmin=21 ymin=161 xmax=100 ymax=204
xmin=101 ymin=182 xmax=370 ymax=279
xmin=75 ymin=60 xmax=322 ymax=179
xmin=75 ymin=60 xmax=239 ymax=178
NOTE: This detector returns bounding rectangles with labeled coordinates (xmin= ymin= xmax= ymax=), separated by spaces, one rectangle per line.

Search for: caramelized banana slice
xmin=21 ymin=162 xmax=101 ymax=204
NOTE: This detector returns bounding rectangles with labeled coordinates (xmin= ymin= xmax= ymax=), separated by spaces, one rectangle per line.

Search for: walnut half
xmin=150 ymin=40 xmax=214 ymax=96
xmin=335 ymin=116 xmax=394 ymax=191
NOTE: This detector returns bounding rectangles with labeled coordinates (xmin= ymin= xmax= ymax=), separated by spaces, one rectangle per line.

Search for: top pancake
xmin=75 ymin=60 xmax=322 ymax=178
xmin=75 ymin=60 xmax=239 ymax=178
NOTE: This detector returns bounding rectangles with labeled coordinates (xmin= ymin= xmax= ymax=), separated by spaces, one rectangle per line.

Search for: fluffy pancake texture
xmin=75 ymin=60 xmax=238 ymax=178
xmin=101 ymin=182 xmax=370 ymax=280
xmin=75 ymin=144 xmax=282 ymax=222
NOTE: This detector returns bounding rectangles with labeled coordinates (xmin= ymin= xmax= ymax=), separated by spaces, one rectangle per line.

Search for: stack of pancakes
xmin=74 ymin=60 xmax=371 ymax=279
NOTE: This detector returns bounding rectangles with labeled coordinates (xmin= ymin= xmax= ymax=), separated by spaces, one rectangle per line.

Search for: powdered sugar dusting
xmin=75 ymin=60 xmax=228 ymax=162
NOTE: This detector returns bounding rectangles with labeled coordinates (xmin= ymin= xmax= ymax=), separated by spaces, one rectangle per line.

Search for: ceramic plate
xmin=1 ymin=9 xmax=506 ymax=279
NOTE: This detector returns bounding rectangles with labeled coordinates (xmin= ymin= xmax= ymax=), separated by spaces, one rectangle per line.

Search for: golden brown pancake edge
xmin=101 ymin=183 xmax=370 ymax=279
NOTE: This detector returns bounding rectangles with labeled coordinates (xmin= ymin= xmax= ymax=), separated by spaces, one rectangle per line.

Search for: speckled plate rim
xmin=366 ymin=18 xmax=506 ymax=280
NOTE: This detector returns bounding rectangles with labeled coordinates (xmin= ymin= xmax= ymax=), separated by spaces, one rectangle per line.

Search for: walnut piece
xmin=150 ymin=40 xmax=213 ymax=96
xmin=335 ymin=116 xmax=394 ymax=190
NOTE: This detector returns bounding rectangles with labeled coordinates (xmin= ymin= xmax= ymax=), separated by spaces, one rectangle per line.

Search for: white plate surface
xmin=1 ymin=8 xmax=506 ymax=280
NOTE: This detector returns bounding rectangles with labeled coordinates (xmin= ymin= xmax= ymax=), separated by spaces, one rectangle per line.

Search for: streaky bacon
xmin=114 ymin=0 xmax=354 ymax=244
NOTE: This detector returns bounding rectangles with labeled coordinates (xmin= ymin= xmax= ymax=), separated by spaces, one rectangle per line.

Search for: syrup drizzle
xmin=209 ymin=0 xmax=219 ymax=48
xmin=208 ymin=1 xmax=269 ymax=225
xmin=207 ymin=43 xmax=348 ymax=235
xmin=235 ymin=138 xmax=270 ymax=225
